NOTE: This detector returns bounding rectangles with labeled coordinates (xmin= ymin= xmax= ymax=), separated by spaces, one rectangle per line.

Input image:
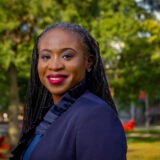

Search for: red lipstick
xmin=47 ymin=74 xmax=67 ymax=84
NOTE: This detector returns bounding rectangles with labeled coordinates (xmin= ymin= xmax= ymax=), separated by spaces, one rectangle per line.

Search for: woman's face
xmin=38 ymin=28 xmax=92 ymax=103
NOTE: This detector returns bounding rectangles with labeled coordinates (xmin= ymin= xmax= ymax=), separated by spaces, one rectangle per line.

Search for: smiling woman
xmin=11 ymin=22 xmax=127 ymax=160
xmin=37 ymin=28 xmax=91 ymax=103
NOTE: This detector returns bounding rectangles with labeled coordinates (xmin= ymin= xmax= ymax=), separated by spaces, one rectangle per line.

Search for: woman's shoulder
xmin=72 ymin=90 xmax=117 ymax=118
xmin=71 ymin=90 xmax=125 ymax=136
xmin=73 ymin=91 xmax=127 ymax=160
xmin=77 ymin=90 xmax=114 ymax=108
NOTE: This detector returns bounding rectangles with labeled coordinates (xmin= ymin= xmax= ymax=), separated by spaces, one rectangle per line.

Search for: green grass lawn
xmin=127 ymin=130 xmax=160 ymax=160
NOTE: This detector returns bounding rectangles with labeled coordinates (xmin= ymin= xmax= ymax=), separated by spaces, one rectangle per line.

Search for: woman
xmin=11 ymin=22 xmax=127 ymax=160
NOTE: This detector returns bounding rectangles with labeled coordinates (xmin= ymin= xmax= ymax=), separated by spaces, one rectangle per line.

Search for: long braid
xmin=84 ymin=33 xmax=117 ymax=112
xmin=23 ymin=39 xmax=53 ymax=132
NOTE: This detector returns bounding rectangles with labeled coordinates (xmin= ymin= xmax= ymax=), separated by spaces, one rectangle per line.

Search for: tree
xmin=90 ymin=0 xmax=160 ymax=112
xmin=0 ymin=0 xmax=101 ymax=148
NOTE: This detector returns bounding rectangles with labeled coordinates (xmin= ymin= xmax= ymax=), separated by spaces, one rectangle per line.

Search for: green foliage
xmin=0 ymin=0 xmax=160 ymax=110
xmin=0 ymin=71 xmax=9 ymax=110
xmin=127 ymin=136 xmax=160 ymax=143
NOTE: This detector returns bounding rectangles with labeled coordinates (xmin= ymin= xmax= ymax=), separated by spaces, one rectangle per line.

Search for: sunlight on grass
xmin=127 ymin=136 xmax=160 ymax=160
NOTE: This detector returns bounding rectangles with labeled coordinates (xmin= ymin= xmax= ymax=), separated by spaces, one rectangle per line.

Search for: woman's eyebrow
xmin=60 ymin=48 xmax=77 ymax=53
xmin=39 ymin=49 xmax=52 ymax=53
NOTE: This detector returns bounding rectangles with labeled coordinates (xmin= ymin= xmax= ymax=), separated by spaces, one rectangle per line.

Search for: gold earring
xmin=87 ymin=68 xmax=91 ymax=72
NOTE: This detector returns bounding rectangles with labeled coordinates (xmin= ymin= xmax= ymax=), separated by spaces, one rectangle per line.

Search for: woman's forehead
xmin=43 ymin=27 xmax=83 ymax=38
xmin=39 ymin=28 xmax=86 ymax=45
xmin=38 ymin=28 xmax=87 ymax=53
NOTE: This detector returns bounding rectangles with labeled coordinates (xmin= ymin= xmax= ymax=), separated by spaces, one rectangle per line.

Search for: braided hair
xmin=22 ymin=22 xmax=117 ymax=133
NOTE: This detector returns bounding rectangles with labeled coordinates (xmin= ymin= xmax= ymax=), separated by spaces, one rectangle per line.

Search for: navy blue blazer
xmin=28 ymin=90 xmax=127 ymax=160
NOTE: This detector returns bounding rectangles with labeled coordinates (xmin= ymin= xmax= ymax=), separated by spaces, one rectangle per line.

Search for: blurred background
xmin=0 ymin=0 xmax=160 ymax=159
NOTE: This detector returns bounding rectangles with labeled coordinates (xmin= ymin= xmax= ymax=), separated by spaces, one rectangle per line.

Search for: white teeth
xmin=50 ymin=77 xmax=60 ymax=80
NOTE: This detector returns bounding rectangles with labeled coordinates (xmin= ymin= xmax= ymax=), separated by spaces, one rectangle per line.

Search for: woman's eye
xmin=62 ymin=53 xmax=73 ymax=60
xmin=40 ymin=55 xmax=51 ymax=60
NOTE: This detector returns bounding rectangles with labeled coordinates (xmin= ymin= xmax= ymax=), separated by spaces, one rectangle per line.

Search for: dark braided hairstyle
xmin=22 ymin=22 xmax=117 ymax=133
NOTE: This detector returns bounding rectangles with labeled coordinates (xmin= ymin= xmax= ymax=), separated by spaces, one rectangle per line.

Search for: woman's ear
xmin=86 ymin=55 xmax=94 ymax=72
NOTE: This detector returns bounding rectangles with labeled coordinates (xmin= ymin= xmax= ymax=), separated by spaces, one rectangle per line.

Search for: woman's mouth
xmin=47 ymin=74 xmax=67 ymax=84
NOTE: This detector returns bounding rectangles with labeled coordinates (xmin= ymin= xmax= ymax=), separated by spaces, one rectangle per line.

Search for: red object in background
xmin=139 ymin=91 xmax=146 ymax=101
xmin=121 ymin=120 xmax=136 ymax=131
xmin=0 ymin=136 xmax=10 ymax=159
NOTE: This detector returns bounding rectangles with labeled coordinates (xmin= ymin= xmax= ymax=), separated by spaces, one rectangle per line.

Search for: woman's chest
xmin=30 ymin=113 xmax=78 ymax=160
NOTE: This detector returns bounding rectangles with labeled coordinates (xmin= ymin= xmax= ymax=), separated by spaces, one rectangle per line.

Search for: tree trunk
xmin=145 ymin=94 xmax=150 ymax=132
xmin=8 ymin=63 xmax=20 ymax=149
xmin=130 ymin=101 xmax=135 ymax=120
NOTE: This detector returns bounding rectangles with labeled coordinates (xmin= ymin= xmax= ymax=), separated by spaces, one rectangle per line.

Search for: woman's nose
xmin=48 ymin=58 xmax=64 ymax=71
